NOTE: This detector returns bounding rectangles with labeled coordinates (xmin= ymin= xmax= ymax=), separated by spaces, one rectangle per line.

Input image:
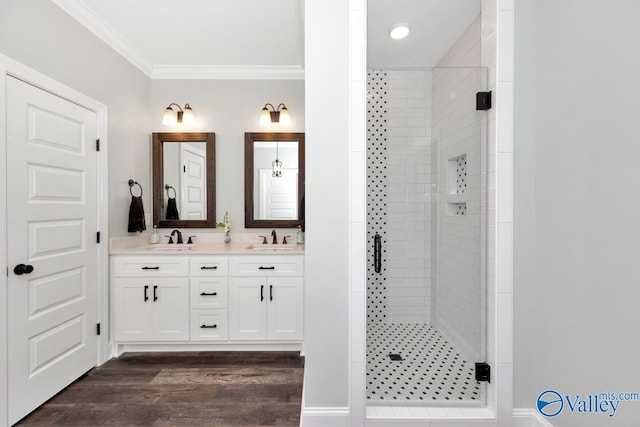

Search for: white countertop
xmin=109 ymin=235 xmax=304 ymax=255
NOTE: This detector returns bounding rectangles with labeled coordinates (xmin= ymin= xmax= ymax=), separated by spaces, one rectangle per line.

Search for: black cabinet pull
xmin=200 ymin=324 xmax=218 ymax=329
xmin=260 ymin=285 xmax=264 ymax=301
xmin=142 ymin=266 xmax=160 ymax=270
xmin=269 ymin=285 xmax=273 ymax=301
xmin=153 ymin=285 xmax=158 ymax=301
xmin=200 ymin=266 xmax=218 ymax=270
xmin=200 ymin=292 xmax=217 ymax=296
xmin=258 ymin=266 xmax=275 ymax=270
xmin=144 ymin=285 xmax=149 ymax=302
xmin=374 ymin=233 xmax=382 ymax=273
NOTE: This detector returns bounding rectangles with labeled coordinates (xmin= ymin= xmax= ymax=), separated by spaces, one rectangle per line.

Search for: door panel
xmin=7 ymin=76 xmax=99 ymax=425
xmin=267 ymin=278 xmax=303 ymax=341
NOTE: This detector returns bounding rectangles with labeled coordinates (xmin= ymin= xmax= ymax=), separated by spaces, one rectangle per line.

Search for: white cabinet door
xmin=153 ymin=279 xmax=190 ymax=340
xmin=229 ymin=277 xmax=267 ymax=340
xmin=267 ymin=277 xmax=303 ymax=341
xmin=114 ymin=278 xmax=189 ymax=341
xmin=114 ymin=279 xmax=153 ymax=341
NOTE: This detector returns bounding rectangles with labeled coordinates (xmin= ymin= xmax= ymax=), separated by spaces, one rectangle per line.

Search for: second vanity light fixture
xmin=260 ymin=103 xmax=291 ymax=125
xmin=162 ymin=103 xmax=194 ymax=125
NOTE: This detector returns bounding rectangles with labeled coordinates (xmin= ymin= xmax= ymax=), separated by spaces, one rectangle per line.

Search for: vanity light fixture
xmin=260 ymin=103 xmax=291 ymax=125
xmin=162 ymin=103 xmax=194 ymax=125
xmin=390 ymin=23 xmax=410 ymax=40
xmin=272 ymin=141 xmax=283 ymax=177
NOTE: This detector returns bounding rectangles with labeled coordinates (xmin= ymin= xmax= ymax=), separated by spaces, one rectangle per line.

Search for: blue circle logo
xmin=537 ymin=390 xmax=563 ymax=417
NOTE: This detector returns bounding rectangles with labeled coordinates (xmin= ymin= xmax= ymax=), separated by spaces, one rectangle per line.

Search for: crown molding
xmin=52 ymin=0 xmax=154 ymax=77
xmin=151 ymin=65 xmax=305 ymax=80
xmin=52 ymin=0 xmax=305 ymax=80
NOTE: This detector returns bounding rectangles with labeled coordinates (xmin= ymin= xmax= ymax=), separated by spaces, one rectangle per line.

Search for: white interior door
xmin=6 ymin=76 xmax=99 ymax=425
xmin=258 ymin=169 xmax=298 ymax=219
xmin=180 ymin=144 xmax=206 ymax=220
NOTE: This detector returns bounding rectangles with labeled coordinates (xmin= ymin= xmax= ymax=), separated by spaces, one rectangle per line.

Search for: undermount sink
xmin=246 ymin=244 xmax=297 ymax=251
xmin=147 ymin=244 xmax=192 ymax=251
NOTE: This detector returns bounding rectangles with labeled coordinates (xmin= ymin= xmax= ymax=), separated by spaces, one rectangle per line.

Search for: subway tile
xmin=497 ymin=10 xmax=514 ymax=82
xmin=350 ymin=9 xmax=366 ymax=82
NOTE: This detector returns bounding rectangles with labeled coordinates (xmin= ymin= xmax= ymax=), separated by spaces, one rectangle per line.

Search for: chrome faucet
xmin=171 ymin=229 xmax=183 ymax=244
xmin=271 ymin=229 xmax=277 ymax=244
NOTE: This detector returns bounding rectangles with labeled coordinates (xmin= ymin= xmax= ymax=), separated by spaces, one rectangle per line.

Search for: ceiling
xmin=52 ymin=0 xmax=480 ymax=79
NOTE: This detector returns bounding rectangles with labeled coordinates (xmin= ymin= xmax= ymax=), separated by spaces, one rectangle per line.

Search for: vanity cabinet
xmin=228 ymin=256 xmax=303 ymax=341
xmin=113 ymin=256 xmax=189 ymax=341
xmin=111 ymin=252 xmax=303 ymax=347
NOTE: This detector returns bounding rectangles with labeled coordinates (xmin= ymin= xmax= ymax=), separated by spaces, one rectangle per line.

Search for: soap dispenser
xmin=296 ymin=225 xmax=305 ymax=245
xmin=150 ymin=225 xmax=160 ymax=244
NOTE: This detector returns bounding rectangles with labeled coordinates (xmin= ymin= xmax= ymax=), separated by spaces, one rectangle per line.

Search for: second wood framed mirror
xmin=244 ymin=132 xmax=305 ymax=229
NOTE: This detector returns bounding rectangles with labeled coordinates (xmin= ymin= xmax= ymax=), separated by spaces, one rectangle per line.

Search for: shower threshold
xmin=367 ymin=324 xmax=484 ymax=405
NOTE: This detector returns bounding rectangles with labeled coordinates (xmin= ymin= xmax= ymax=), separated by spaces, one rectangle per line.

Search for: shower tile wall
xmin=367 ymin=69 xmax=433 ymax=325
xmin=431 ymin=15 xmax=485 ymax=361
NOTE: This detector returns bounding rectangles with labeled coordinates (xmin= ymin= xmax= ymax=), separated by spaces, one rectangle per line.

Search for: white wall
xmin=303 ymin=0 xmax=351 ymax=412
xmin=150 ymin=79 xmax=304 ymax=233
xmin=0 ymin=0 xmax=151 ymax=239
xmin=515 ymin=1 xmax=640 ymax=425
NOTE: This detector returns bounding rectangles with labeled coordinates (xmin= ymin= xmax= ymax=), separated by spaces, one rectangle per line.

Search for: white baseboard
xmin=301 ymin=407 xmax=349 ymax=427
xmin=513 ymin=408 xmax=554 ymax=427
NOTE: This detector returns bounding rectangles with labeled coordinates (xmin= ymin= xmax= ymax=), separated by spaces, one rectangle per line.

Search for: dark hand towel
xmin=128 ymin=195 xmax=146 ymax=232
xmin=166 ymin=197 xmax=180 ymax=220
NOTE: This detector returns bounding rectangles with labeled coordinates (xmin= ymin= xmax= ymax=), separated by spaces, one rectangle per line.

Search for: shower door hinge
xmin=475 ymin=362 xmax=491 ymax=383
xmin=97 ymin=231 xmax=101 ymax=244
xmin=476 ymin=91 xmax=492 ymax=110
xmin=96 ymin=323 xmax=101 ymax=336
xmin=96 ymin=139 xmax=100 ymax=151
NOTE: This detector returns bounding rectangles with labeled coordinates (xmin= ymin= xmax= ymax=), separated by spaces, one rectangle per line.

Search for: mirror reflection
xmin=152 ymin=132 xmax=216 ymax=228
xmin=253 ymin=141 xmax=299 ymax=220
xmin=245 ymin=132 xmax=305 ymax=228
xmin=162 ymin=142 xmax=207 ymax=220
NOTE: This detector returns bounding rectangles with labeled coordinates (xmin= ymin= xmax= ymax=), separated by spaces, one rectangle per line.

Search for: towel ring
xmin=165 ymin=184 xmax=177 ymax=199
xmin=128 ymin=179 xmax=143 ymax=197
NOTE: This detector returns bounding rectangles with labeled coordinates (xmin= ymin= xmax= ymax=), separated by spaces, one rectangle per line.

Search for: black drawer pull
xmin=200 ymin=292 xmax=218 ymax=296
xmin=269 ymin=285 xmax=273 ymax=301
xmin=200 ymin=324 xmax=218 ymax=329
xmin=258 ymin=266 xmax=275 ymax=270
xmin=153 ymin=285 xmax=158 ymax=301
xmin=260 ymin=285 xmax=264 ymax=301
xmin=142 ymin=266 xmax=160 ymax=270
xmin=200 ymin=266 xmax=218 ymax=270
xmin=144 ymin=285 xmax=149 ymax=302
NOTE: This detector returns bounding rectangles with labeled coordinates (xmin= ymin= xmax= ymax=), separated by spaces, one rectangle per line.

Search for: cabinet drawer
xmin=229 ymin=256 xmax=303 ymax=277
xmin=190 ymin=310 xmax=229 ymax=341
xmin=113 ymin=256 xmax=188 ymax=277
xmin=190 ymin=277 xmax=228 ymax=309
xmin=190 ymin=256 xmax=229 ymax=276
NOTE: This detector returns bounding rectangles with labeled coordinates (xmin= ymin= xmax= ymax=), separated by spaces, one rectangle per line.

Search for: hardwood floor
xmin=16 ymin=352 xmax=304 ymax=426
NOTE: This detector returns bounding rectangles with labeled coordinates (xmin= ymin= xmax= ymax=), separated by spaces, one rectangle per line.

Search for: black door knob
xmin=14 ymin=264 xmax=34 ymax=275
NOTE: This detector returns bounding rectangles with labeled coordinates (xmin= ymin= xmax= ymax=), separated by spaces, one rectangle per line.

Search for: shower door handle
xmin=374 ymin=233 xmax=382 ymax=273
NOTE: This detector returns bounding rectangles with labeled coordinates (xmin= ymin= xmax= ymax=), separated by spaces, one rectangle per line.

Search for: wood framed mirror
xmin=244 ymin=132 xmax=305 ymax=229
xmin=152 ymin=132 xmax=216 ymax=228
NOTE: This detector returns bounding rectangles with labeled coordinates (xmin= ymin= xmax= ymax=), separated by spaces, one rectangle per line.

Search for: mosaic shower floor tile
xmin=367 ymin=324 xmax=483 ymax=405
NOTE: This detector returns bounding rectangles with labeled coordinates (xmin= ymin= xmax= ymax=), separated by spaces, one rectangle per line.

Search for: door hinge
xmin=97 ymin=231 xmax=101 ymax=244
xmin=96 ymin=139 xmax=100 ymax=151
xmin=475 ymin=362 xmax=491 ymax=383
xmin=476 ymin=91 xmax=492 ymax=110
xmin=96 ymin=323 xmax=101 ymax=335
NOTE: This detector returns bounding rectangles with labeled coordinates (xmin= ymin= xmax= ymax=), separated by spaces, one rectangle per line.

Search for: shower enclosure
xmin=366 ymin=66 xmax=488 ymax=405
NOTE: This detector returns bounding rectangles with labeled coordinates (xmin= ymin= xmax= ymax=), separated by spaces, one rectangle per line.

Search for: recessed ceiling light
xmin=390 ymin=24 xmax=410 ymax=40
